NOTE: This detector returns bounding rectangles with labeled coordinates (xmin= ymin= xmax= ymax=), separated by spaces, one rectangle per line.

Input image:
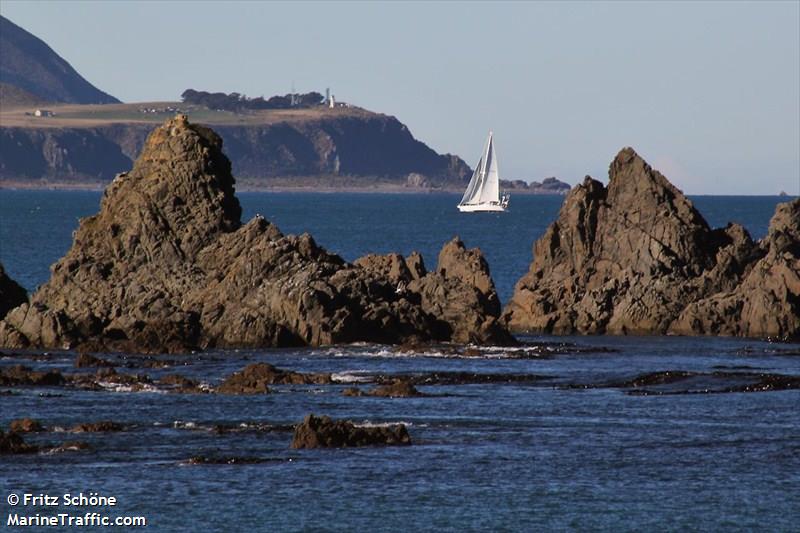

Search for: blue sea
xmin=1 ymin=191 xmax=798 ymax=531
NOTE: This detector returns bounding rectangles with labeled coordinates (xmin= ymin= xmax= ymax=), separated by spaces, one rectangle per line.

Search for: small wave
xmin=352 ymin=420 xmax=417 ymax=428
xmin=331 ymin=371 xmax=373 ymax=383
xmin=96 ymin=381 xmax=164 ymax=394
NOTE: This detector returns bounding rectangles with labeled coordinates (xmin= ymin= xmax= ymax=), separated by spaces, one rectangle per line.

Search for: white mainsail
xmin=458 ymin=132 xmax=509 ymax=212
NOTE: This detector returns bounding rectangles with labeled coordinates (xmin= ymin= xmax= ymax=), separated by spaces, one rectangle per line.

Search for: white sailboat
xmin=457 ymin=131 xmax=509 ymax=212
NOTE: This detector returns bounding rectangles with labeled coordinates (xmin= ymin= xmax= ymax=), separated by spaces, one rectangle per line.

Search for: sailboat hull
xmin=457 ymin=203 xmax=507 ymax=213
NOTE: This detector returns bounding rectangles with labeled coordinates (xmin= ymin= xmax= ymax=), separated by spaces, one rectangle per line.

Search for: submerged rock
xmin=291 ymin=414 xmax=411 ymax=448
xmin=216 ymin=362 xmax=331 ymax=394
xmin=0 ymin=115 xmax=513 ymax=353
xmin=343 ymin=379 xmax=423 ymax=398
xmin=9 ymin=418 xmax=43 ymax=433
xmin=70 ymin=421 xmax=124 ymax=433
xmin=0 ymin=430 xmax=38 ymax=454
xmin=504 ymin=147 xmax=799 ymax=339
xmin=0 ymin=364 xmax=64 ymax=386
xmin=0 ymin=263 xmax=27 ymax=320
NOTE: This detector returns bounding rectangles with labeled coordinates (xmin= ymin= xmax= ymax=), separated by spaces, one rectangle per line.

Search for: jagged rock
xmin=0 ymin=263 xmax=27 ymax=320
xmin=0 ymin=430 xmax=38 ymax=454
xmin=355 ymin=238 xmax=514 ymax=344
xmin=0 ymin=116 xmax=509 ymax=353
xmin=504 ymin=147 xmax=797 ymax=339
xmin=290 ymin=414 xmax=411 ymax=449
xmin=671 ymin=199 xmax=800 ymax=339
xmin=9 ymin=418 xmax=43 ymax=433
xmin=216 ymin=362 xmax=331 ymax=394
xmin=354 ymin=252 xmax=427 ymax=285
xmin=407 ymin=238 xmax=516 ymax=345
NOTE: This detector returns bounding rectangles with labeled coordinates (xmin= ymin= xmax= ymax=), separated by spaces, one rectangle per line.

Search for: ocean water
xmin=0 ymin=191 xmax=798 ymax=532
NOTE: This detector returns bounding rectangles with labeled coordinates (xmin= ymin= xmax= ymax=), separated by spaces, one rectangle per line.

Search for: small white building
xmin=33 ymin=109 xmax=54 ymax=117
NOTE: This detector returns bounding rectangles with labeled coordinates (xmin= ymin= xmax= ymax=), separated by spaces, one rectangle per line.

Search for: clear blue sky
xmin=2 ymin=0 xmax=798 ymax=194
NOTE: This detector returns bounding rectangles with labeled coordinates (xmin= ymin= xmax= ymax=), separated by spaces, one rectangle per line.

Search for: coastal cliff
xmin=0 ymin=115 xmax=511 ymax=353
xmin=503 ymin=147 xmax=800 ymax=340
xmin=0 ymin=111 xmax=471 ymax=187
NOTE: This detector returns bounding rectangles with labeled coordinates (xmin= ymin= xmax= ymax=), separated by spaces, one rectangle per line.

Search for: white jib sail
xmin=459 ymin=156 xmax=484 ymax=206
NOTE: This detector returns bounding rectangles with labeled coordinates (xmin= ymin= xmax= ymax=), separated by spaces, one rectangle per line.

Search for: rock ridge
xmin=504 ymin=147 xmax=799 ymax=339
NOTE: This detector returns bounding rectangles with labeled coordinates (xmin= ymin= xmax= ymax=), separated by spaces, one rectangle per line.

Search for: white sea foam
xmin=331 ymin=371 xmax=373 ymax=383
xmin=96 ymin=381 xmax=164 ymax=393
xmin=353 ymin=420 xmax=415 ymax=428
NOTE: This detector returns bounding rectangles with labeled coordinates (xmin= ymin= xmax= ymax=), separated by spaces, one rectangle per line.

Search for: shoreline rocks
xmin=503 ymin=147 xmax=799 ymax=340
xmin=0 ymin=115 xmax=514 ymax=353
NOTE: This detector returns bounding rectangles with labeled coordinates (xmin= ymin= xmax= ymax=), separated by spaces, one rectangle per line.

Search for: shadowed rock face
xmin=504 ymin=147 xmax=799 ymax=340
xmin=0 ymin=263 xmax=27 ymax=320
xmin=0 ymin=116 xmax=513 ymax=353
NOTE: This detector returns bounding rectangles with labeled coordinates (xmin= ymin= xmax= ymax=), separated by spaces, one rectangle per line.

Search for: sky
xmin=2 ymin=0 xmax=799 ymax=195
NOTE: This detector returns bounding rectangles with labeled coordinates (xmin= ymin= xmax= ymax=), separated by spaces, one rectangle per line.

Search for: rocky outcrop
xmin=671 ymin=199 xmax=800 ymax=338
xmin=0 ymin=263 xmax=27 ymax=320
xmin=356 ymin=238 xmax=515 ymax=345
xmin=0 ymin=116 xmax=512 ymax=353
xmin=290 ymin=414 xmax=411 ymax=449
xmin=504 ymin=147 xmax=799 ymax=339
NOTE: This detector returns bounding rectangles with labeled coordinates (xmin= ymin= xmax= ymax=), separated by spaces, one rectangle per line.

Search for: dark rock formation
xmin=0 ymin=430 xmax=38 ymax=454
xmin=356 ymin=238 xmax=515 ymax=345
xmin=9 ymin=418 xmax=43 ymax=433
xmin=0 ymin=16 xmax=119 ymax=104
xmin=158 ymin=374 xmax=203 ymax=393
xmin=216 ymin=363 xmax=331 ymax=394
xmin=70 ymin=421 xmax=123 ymax=433
xmin=0 ymin=115 xmax=511 ymax=352
xmin=504 ymin=147 xmax=799 ymax=339
xmin=0 ymin=263 xmax=27 ymax=320
xmin=343 ymin=379 xmax=422 ymax=398
xmin=74 ymin=353 xmax=115 ymax=368
xmin=0 ymin=364 xmax=64 ymax=386
xmin=671 ymin=199 xmax=800 ymax=338
xmin=291 ymin=414 xmax=411 ymax=449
